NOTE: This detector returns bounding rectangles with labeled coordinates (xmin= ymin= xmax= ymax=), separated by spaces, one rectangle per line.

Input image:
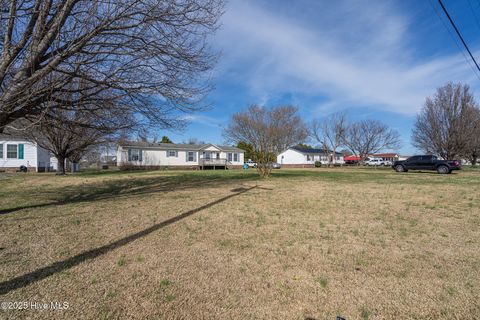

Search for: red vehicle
xmin=344 ymin=155 xmax=360 ymax=165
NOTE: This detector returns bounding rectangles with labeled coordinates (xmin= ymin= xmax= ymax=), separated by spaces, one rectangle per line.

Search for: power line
xmin=428 ymin=0 xmax=480 ymax=81
xmin=438 ymin=0 xmax=480 ymax=74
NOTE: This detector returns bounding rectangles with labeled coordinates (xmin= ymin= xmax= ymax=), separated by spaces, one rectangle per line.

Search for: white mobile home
xmin=277 ymin=146 xmax=344 ymax=167
xmin=117 ymin=141 xmax=245 ymax=169
xmin=0 ymin=135 xmax=57 ymax=172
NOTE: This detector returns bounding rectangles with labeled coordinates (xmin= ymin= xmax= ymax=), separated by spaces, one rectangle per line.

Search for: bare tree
xmin=0 ymin=0 xmax=224 ymax=132
xmin=312 ymin=112 xmax=347 ymax=166
xmin=343 ymin=119 xmax=401 ymax=163
xmin=137 ymin=128 xmax=149 ymax=142
xmin=412 ymin=83 xmax=479 ymax=160
xmin=24 ymin=106 xmax=129 ymax=174
xmin=223 ymin=105 xmax=308 ymax=177
xmin=462 ymin=107 xmax=480 ymax=165
xmin=184 ymin=137 xmax=205 ymax=145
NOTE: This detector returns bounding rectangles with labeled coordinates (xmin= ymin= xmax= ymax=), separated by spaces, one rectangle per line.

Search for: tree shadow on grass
xmin=2 ymin=168 xmax=405 ymax=217
xmin=0 ymin=186 xmax=257 ymax=295
xmin=0 ymin=172 xmax=261 ymax=215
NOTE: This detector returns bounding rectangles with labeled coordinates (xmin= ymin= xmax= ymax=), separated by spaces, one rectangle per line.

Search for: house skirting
xmin=119 ymin=164 xmax=244 ymax=171
xmin=0 ymin=166 xmax=37 ymax=173
xmin=280 ymin=164 xmax=315 ymax=168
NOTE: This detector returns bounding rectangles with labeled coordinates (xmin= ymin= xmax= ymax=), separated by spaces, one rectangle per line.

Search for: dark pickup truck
xmin=392 ymin=155 xmax=461 ymax=174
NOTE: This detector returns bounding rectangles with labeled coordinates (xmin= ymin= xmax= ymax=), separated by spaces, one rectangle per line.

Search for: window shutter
xmin=139 ymin=150 xmax=143 ymax=162
xmin=186 ymin=152 xmax=189 ymax=162
xmin=166 ymin=150 xmax=169 ymax=157
xmin=175 ymin=151 xmax=178 ymax=157
xmin=18 ymin=144 xmax=24 ymax=159
xmin=128 ymin=149 xmax=132 ymax=161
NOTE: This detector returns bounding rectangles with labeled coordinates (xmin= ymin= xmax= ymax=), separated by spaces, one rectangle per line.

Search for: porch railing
xmin=199 ymin=158 xmax=228 ymax=166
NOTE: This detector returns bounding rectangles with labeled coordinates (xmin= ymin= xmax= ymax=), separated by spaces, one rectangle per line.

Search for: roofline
xmin=287 ymin=146 xmax=343 ymax=155
xmin=118 ymin=143 xmax=244 ymax=152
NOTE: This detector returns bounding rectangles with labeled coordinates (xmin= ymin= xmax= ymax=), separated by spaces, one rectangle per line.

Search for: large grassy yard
xmin=0 ymin=168 xmax=479 ymax=319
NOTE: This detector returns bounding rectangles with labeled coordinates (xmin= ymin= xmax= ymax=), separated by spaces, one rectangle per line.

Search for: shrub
xmin=315 ymin=161 xmax=322 ymax=167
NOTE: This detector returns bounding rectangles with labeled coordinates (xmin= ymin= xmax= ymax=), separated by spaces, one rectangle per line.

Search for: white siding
xmin=0 ymin=139 xmax=38 ymax=171
xmin=277 ymin=149 xmax=307 ymax=164
xmin=277 ymin=148 xmax=345 ymax=165
xmin=117 ymin=145 xmax=245 ymax=167
xmin=49 ymin=156 xmax=58 ymax=171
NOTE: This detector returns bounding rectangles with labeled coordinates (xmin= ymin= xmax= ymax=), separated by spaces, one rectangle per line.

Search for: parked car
xmin=383 ymin=160 xmax=393 ymax=166
xmin=269 ymin=162 xmax=281 ymax=169
xmin=365 ymin=158 xmax=387 ymax=166
xmin=244 ymin=160 xmax=257 ymax=168
xmin=392 ymin=155 xmax=461 ymax=174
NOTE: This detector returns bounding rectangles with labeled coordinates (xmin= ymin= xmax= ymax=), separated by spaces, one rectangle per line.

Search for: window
xmin=233 ymin=153 xmax=238 ymax=162
xmin=7 ymin=144 xmax=17 ymax=159
xmin=167 ymin=150 xmax=178 ymax=157
xmin=128 ymin=149 xmax=142 ymax=161
xmin=0 ymin=144 xmax=3 ymax=159
xmin=227 ymin=153 xmax=233 ymax=161
xmin=307 ymin=155 xmax=311 ymax=161
xmin=187 ymin=151 xmax=195 ymax=162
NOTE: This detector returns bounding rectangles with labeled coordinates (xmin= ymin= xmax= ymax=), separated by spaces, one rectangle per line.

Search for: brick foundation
xmin=280 ymin=164 xmax=315 ymax=168
xmin=0 ymin=167 xmax=37 ymax=173
xmin=119 ymin=164 xmax=243 ymax=171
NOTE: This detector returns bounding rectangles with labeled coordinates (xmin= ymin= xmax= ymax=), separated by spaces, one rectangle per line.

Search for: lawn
xmin=0 ymin=168 xmax=479 ymax=319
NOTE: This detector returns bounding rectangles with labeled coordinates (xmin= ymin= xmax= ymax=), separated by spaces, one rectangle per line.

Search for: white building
xmin=277 ymin=146 xmax=344 ymax=167
xmin=117 ymin=141 xmax=245 ymax=169
xmin=0 ymin=135 xmax=57 ymax=172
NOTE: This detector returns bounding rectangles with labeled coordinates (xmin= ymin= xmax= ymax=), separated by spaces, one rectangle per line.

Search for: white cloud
xmin=179 ymin=114 xmax=225 ymax=128
xmin=214 ymin=0 xmax=477 ymax=115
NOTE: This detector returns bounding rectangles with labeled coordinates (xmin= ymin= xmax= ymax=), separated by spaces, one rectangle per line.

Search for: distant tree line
xmin=223 ymin=105 xmax=401 ymax=176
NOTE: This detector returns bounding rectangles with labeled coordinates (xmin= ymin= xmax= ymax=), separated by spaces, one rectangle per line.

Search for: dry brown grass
xmin=0 ymin=168 xmax=479 ymax=319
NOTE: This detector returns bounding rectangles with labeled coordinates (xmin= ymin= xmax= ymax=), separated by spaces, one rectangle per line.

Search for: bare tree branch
xmin=412 ymin=82 xmax=479 ymax=160
xmin=223 ymin=105 xmax=308 ymax=177
xmin=343 ymin=119 xmax=401 ymax=163
xmin=0 ymin=0 xmax=224 ymax=131
xmin=311 ymin=112 xmax=347 ymax=166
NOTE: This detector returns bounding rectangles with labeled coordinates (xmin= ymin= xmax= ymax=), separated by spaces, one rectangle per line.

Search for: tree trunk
xmin=56 ymin=156 xmax=66 ymax=175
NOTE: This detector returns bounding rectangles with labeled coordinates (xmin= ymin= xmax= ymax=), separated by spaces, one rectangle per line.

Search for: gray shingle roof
xmin=119 ymin=141 xmax=244 ymax=152
xmin=291 ymin=146 xmax=343 ymax=155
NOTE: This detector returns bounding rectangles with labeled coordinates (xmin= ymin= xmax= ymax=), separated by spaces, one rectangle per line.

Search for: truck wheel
xmin=395 ymin=165 xmax=405 ymax=172
xmin=437 ymin=165 xmax=449 ymax=174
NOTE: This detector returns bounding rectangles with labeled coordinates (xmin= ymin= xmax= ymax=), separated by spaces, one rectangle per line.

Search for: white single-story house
xmin=369 ymin=153 xmax=400 ymax=162
xmin=0 ymin=135 xmax=57 ymax=172
xmin=277 ymin=146 xmax=344 ymax=167
xmin=117 ymin=141 xmax=245 ymax=169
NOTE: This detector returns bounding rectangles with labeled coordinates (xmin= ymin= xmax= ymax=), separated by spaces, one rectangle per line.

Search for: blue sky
xmin=165 ymin=0 xmax=480 ymax=155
